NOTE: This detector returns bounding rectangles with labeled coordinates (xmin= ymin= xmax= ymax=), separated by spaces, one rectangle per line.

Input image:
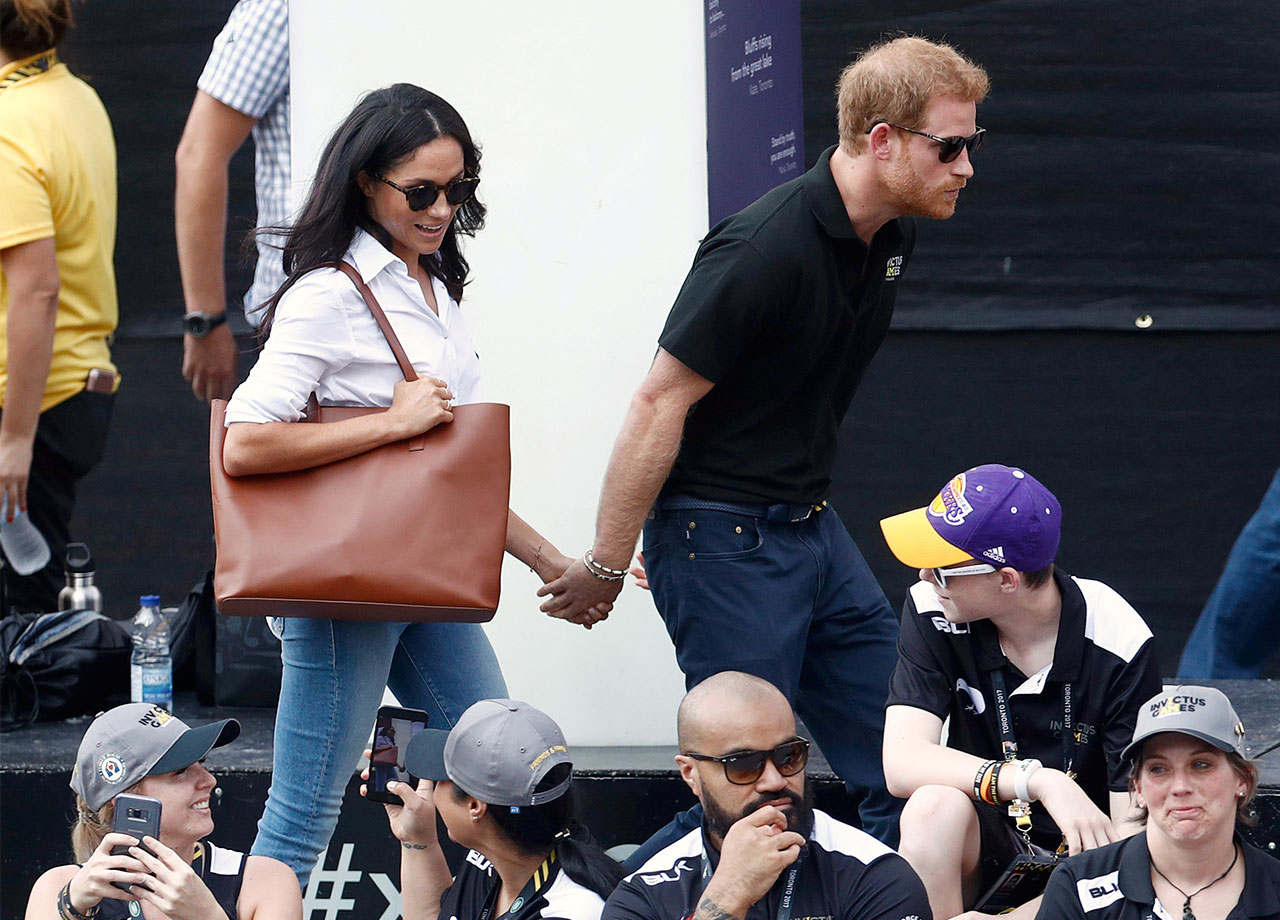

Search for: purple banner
xmin=704 ymin=0 xmax=804 ymax=226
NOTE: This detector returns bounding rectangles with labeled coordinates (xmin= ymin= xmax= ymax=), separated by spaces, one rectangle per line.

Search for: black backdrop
xmin=47 ymin=2 xmax=1280 ymax=678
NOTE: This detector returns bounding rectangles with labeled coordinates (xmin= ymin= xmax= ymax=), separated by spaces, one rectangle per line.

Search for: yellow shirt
xmin=0 ymin=51 xmax=119 ymax=412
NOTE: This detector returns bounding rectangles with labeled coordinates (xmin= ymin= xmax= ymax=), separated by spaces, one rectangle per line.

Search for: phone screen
xmin=368 ymin=707 xmax=429 ymax=803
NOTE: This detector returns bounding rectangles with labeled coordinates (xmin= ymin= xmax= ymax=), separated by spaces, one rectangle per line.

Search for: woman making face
xmin=23 ymin=704 xmax=300 ymax=920
xmin=1036 ymin=687 xmax=1278 ymax=920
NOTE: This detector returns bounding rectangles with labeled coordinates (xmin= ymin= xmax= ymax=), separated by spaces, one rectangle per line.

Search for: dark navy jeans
xmin=641 ymin=497 xmax=902 ymax=848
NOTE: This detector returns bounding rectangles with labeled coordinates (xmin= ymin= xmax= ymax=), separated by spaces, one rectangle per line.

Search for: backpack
xmin=0 ymin=609 xmax=131 ymax=732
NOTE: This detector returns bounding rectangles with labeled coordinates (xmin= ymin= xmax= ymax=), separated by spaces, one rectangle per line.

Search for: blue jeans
xmin=642 ymin=499 xmax=902 ymax=847
xmin=1178 ymin=467 xmax=1280 ymax=678
xmin=250 ymin=617 xmax=506 ymax=885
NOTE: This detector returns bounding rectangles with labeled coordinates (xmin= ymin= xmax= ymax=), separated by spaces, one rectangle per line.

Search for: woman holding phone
xmin=24 ymin=703 xmax=300 ymax=920
xmin=221 ymin=83 xmax=606 ymax=887
xmin=362 ymin=699 xmax=625 ymax=920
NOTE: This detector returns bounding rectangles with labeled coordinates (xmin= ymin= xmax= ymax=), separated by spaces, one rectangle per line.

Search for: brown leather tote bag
xmin=209 ymin=263 xmax=510 ymax=622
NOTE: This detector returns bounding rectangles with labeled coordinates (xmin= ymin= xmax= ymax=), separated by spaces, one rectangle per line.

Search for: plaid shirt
xmin=198 ymin=0 xmax=289 ymax=327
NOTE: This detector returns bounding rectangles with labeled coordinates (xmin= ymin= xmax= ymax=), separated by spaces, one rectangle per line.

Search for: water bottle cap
xmin=65 ymin=542 xmax=94 ymax=573
xmin=140 ymin=594 xmax=161 ymax=606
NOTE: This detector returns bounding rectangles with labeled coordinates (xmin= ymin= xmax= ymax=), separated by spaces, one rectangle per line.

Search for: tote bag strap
xmin=333 ymin=262 xmax=418 ymax=382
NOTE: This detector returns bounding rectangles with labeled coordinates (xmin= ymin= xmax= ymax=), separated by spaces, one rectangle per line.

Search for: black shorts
xmin=973 ymin=802 xmax=1056 ymax=901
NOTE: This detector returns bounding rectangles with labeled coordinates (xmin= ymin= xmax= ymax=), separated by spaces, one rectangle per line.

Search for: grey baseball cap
xmin=1122 ymin=685 xmax=1246 ymax=763
xmin=405 ymin=699 xmax=572 ymax=807
xmin=71 ymin=704 xmax=240 ymax=811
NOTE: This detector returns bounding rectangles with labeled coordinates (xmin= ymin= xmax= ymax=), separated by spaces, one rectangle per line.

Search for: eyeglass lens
xmin=405 ymin=179 xmax=478 ymax=211
xmin=723 ymin=740 xmax=809 ymax=785
xmin=937 ymin=130 xmax=984 ymax=164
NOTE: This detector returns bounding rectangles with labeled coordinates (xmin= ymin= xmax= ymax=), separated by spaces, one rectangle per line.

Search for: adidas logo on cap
xmin=982 ymin=546 xmax=1006 ymax=563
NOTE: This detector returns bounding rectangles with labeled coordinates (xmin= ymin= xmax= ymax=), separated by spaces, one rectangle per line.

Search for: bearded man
xmin=603 ymin=672 xmax=930 ymax=920
xmin=542 ymin=35 xmax=989 ymax=847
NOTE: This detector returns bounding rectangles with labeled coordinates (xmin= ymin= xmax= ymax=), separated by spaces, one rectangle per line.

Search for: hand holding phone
xmin=110 ymin=794 xmax=162 ymax=892
xmin=367 ymin=706 xmax=429 ymax=804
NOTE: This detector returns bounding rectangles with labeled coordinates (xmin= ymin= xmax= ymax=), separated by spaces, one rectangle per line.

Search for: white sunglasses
xmin=931 ymin=562 xmax=997 ymax=588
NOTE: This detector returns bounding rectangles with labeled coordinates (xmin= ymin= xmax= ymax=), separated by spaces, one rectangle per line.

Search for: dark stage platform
xmin=3 ymin=681 xmax=1278 ymax=920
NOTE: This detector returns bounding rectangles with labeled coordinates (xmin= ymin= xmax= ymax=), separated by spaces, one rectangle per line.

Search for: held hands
xmin=534 ymin=549 xmax=613 ymax=630
xmin=127 ymin=836 xmax=228 ymax=920
xmin=182 ymin=323 xmax=238 ymax=402
xmin=1029 ymin=767 xmax=1118 ymax=855
xmin=360 ymin=749 xmax=440 ymax=848
xmin=703 ymin=806 xmax=805 ymax=918
xmin=386 ymin=376 xmax=454 ymax=440
xmin=537 ymin=555 xmax=624 ymax=629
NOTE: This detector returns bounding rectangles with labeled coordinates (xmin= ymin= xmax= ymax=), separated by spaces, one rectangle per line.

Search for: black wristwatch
xmin=183 ymin=311 xmax=228 ymax=338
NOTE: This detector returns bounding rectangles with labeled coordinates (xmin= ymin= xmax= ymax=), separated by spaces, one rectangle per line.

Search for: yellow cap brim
xmin=879 ymin=507 xmax=972 ymax=568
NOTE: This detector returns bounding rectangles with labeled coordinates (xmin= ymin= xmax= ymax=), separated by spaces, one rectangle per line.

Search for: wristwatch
xmin=182 ymin=311 xmax=228 ymax=338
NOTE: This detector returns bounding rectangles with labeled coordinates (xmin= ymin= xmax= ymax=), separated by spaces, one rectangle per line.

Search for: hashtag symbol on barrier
xmin=304 ymin=844 xmax=361 ymax=920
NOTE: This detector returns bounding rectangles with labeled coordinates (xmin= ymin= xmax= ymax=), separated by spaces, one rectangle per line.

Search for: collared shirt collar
xmin=346 ymin=226 xmax=402 ymax=284
xmin=0 ymin=49 xmax=60 ymax=86
xmin=803 ymin=144 xmax=905 ymax=252
xmin=1119 ymin=833 xmax=1279 ymax=920
xmin=972 ymin=568 xmax=1085 ymax=681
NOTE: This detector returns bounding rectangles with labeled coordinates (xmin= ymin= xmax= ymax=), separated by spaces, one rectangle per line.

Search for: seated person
xmin=363 ymin=698 xmax=625 ymax=920
xmin=878 ymin=464 xmax=1162 ymax=920
xmin=603 ymin=671 xmax=930 ymax=920
xmin=1038 ymin=685 xmax=1280 ymax=920
xmin=25 ymin=703 xmax=300 ymax=920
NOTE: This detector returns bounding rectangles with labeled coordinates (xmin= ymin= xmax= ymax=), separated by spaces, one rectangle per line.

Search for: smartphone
xmin=367 ymin=705 xmax=429 ymax=804
xmin=111 ymin=793 xmax=162 ymax=891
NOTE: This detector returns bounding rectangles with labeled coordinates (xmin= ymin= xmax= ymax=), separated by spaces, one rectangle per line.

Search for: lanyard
xmin=698 ymin=840 xmax=805 ymax=920
xmin=0 ymin=51 xmax=58 ymax=93
xmin=476 ymin=849 xmax=559 ymax=920
xmin=990 ymin=670 xmax=1077 ymax=775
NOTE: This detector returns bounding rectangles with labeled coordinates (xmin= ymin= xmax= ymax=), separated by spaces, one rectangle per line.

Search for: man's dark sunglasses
xmin=867 ymin=123 xmax=986 ymax=163
xmin=374 ymin=174 xmax=480 ymax=210
xmin=684 ymin=739 xmax=810 ymax=785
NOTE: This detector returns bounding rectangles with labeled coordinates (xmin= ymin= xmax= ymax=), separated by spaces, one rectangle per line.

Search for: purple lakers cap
xmin=880 ymin=464 xmax=1062 ymax=571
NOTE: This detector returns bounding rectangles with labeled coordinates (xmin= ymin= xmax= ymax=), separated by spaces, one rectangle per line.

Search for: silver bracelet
xmin=582 ymin=551 xmax=626 ymax=581
xmin=585 ymin=549 xmax=627 ymax=576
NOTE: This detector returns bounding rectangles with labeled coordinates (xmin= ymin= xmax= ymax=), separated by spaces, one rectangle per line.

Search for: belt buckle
xmin=791 ymin=500 xmax=827 ymax=522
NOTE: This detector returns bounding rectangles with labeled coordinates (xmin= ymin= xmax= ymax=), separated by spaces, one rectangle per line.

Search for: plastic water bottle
xmin=57 ymin=542 xmax=103 ymax=612
xmin=0 ymin=497 xmax=51 ymax=576
xmin=131 ymin=594 xmax=173 ymax=712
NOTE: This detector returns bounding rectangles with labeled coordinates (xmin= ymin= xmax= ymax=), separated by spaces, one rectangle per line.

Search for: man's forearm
xmin=1 ymin=290 xmax=57 ymax=442
xmin=590 ymin=387 xmax=688 ymax=568
xmin=174 ymin=143 xmax=233 ymax=317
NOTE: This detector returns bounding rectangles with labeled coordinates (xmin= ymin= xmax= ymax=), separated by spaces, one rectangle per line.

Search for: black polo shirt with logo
xmin=657 ymin=145 xmax=917 ymax=506
xmin=1038 ymin=833 xmax=1280 ymax=920
xmin=602 ymin=810 xmax=930 ymax=920
xmin=439 ymin=848 xmax=606 ymax=920
xmin=886 ymin=569 xmax=1162 ymax=849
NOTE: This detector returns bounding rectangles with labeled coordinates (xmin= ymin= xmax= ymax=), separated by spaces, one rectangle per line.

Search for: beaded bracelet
xmin=58 ymin=881 xmax=98 ymax=920
xmin=582 ymin=551 xmax=626 ymax=581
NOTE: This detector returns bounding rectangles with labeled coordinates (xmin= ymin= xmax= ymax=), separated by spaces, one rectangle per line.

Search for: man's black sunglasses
xmin=866 ymin=123 xmax=986 ymax=163
xmin=374 ymin=174 xmax=479 ymax=210
xmin=684 ymin=739 xmax=810 ymax=785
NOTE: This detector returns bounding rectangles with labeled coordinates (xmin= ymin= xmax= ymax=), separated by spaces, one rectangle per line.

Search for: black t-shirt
xmin=1039 ymin=833 xmax=1280 ymax=920
xmin=886 ymin=570 xmax=1161 ymax=849
xmin=658 ymin=146 xmax=916 ymax=505
xmin=439 ymin=848 xmax=606 ymax=920
xmin=602 ymin=810 xmax=930 ymax=920
xmin=95 ymin=840 xmax=244 ymax=920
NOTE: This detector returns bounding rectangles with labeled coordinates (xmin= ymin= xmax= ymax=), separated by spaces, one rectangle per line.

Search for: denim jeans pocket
xmin=679 ymin=509 xmax=765 ymax=561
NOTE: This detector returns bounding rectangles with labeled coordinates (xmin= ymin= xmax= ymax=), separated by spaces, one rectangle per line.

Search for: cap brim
xmin=150 ymin=718 xmax=240 ymax=776
xmin=405 ymin=728 xmax=451 ymax=781
xmin=1121 ymin=727 xmax=1238 ymax=765
xmin=879 ymin=507 xmax=972 ymax=568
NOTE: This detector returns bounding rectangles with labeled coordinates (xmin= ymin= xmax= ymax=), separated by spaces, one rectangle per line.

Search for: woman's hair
xmin=1 ymin=0 xmax=73 ymax=57
xmin=455 ymin=764 xmax=626 ymax=900
xmin=258 ymin=83 xmax=485 ymax=331
xmin=1127 ymin=746 xmax=1260 ymax=826
xmin=71 ymin=795 xmax=115 ymax=863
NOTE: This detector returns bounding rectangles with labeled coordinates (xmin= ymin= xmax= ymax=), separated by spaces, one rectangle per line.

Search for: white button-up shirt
xmin=225 ymin=228 xmax=483 ymax=424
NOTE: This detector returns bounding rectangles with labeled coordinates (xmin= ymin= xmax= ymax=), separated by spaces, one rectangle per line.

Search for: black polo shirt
xmin=1038 ymin=833 xmax=1280 ymax=920
xmin=886 ymin=569 xmax=1162 ymax=849
xmin=602 ymin=810 xmax=930 ymax=920
xmin=439 ymin=848 xmax=606 ymax=920
xmin=657 ymin=145 xmax=916 ymax=505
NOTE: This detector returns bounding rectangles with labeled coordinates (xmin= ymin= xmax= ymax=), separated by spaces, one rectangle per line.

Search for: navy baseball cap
xmin=880 ymin=464 xmax=1062 ymax=572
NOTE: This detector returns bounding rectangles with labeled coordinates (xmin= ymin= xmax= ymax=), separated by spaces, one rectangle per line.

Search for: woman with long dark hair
xmin=1038 ymin=686 xmax=1280 ymax=920
xmin=221 ymin=84 xmax=607 ymax=886
xmin=363 ymin=699 xmax=625 ymax=920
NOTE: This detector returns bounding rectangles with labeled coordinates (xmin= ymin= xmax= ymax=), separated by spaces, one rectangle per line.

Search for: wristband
xmin=973 ymin=759 xmax=998 ymax=803
xmin=58 ymin=881 xmax=98 ymax=920
xmin=582 ymin=551 xmax=626 ymax=581
xmin=1012 ymin=758 xmax=1043 ymax=802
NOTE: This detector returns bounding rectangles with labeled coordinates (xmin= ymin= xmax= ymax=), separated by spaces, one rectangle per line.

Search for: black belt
xmin=651 ymin=496 xmax=827 ymax=523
